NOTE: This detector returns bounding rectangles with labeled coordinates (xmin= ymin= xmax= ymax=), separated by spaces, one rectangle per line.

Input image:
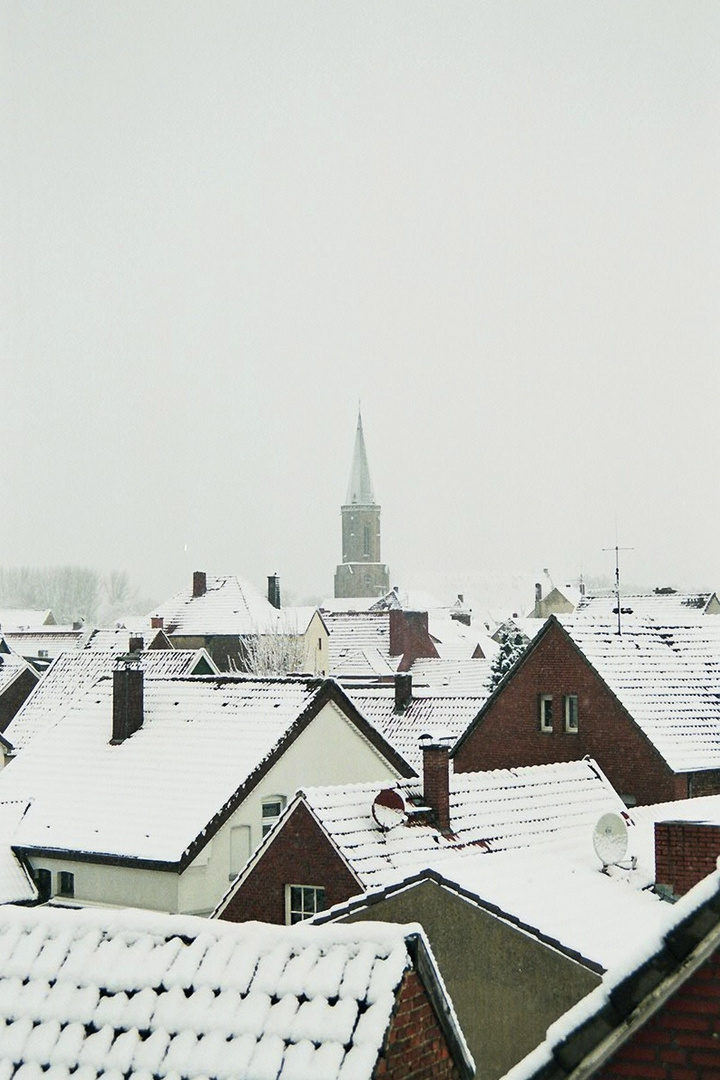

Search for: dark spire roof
xmin=345 ymin=409 xmax=375 ymax=505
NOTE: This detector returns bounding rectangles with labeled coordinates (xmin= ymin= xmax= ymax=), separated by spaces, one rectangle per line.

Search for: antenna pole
xmin=602 ymin=540 xmax=634 ymax=635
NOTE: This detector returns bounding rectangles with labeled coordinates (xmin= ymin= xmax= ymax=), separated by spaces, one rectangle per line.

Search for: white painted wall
xmin=27 ymin=699 xmax=404 ymax=916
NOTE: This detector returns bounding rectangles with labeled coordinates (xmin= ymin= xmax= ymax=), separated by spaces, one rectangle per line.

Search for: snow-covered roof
xmin=4 ymin=629 xmax=84 ymax=661
xmin=0 ymin=903 xmax=472 ymax=1080
xmin=151 ymin=573 xmax=278 ymax=636
xmin=405 ymin=657 xmax=495 ymax=696
xmin=0 ymin=800 xmax=36 ymax=904
xmin=5 ymin=649 xmax=218 ymax=753
xmin=2 ymin=675 xmax=408 ymax=865
xmin=272 ymin=759 xmax=628 ymax=896
xmin=0 ymin=650 xmax=38 ymax=700
xmin=323 ymin=612 xmax=400 ymax=676
xmin=346 ymin=687 xmax=487 ymax=772
xmin=0 ymin=609 xmax=55 ymax=630
xmin=504 ymin=868 xmax=720 ymax=1080
xmin=556 ymin=616 xmax=720 ymax=773
xmin=575 ymin=590 xmax=720 ymax=620
xmin=79 ymin=626 xmax=172 ymax=652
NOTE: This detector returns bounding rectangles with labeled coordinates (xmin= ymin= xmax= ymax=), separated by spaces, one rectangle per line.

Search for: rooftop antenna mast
xmin=603 ymin=533 xmax=634 ymax=635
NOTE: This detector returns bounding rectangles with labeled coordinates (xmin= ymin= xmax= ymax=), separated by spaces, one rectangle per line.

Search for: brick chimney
xmin=151 ymin=616 xmax=164 ymax=629
xmin=267 ymin=574 xmax=281 ymax=609
xmin=421 ymin=737 xmax=451 ymax=833
xmin=388 ymin=611 xmax=439 ymax=669
xmin=111 ymin=666 xmax=144 ymax=744
xmin=655 ymin=820 xmax=720 ymax=898
xmin=128 ymin=635 xmax=144 ymax=653
xmin=535 ymin=582 xmax=542 ymax=604
xmin=394 ymin=672 xmax=412 ymax=711
xmin=193 ymin=571 xmax=207 ymax=598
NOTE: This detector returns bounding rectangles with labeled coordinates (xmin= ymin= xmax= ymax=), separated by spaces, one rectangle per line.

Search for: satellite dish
xmin=593 ymin=812 xmax=629 ymax=866
xmin=372 ymin=789 xmax=406 ymax=831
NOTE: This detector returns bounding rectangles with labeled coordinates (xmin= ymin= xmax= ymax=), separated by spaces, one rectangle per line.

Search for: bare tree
xmin=241 ymin=619 xmax=308 ymax=676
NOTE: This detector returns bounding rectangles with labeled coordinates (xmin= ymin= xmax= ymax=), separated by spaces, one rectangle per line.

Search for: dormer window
xmin=538 ymin=694 xmax=553 ymax=733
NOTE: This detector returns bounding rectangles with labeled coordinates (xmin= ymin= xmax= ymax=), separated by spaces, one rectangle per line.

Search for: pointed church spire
xmin=345 ymin=409 xmax=375 ymax=505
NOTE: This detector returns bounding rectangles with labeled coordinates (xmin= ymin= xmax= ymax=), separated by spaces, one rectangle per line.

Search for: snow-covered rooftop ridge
xmin=346 ymin=686 xmax=489 ymax=772
xmin=555 ymin=615 xmax=720 ymax=773
xmin=503 ymin=868 xmax=720 ymax=1080
xmin=4 ymin=648 xmax=218 ymax=753
xmin=0 ymin=903 xmax=472 ymax=1080
xmin=294 ymin=758 xmax=627 ymax=893
xmin=0 ymin=609 xmax=55 ymax=630
xmin=151 ymin=572 xmax=278 ymax=636
xmin=575 ymin=590 xmax=719 ymax=620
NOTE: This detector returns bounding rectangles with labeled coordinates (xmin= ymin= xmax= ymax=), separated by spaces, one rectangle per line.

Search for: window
xmin=363 ymin=524 xmax=371 ymax=557
xmin=261 ymin=796 xmax=286 ymax=837
xmin=538 ymin=694 xmax=553 ymax=732
xmin=564 ymin=695 xmax=579 ymax=733
xmin=34 ymin=868 xmax=51 ymax=902
xmin=286 ymin=884 xmax=326 ymax=925
xmin=58 ymin=871 xmax=74 ymax=897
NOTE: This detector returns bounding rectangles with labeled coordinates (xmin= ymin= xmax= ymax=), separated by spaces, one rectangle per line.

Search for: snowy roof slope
xmin=2 ymin=676 xmax=339 ymax=863
xmin=558 ymin=616 xmax=720 ymax=772
xmin=575 ymin=590 xmax=719 ymax=620
xmin=347 ymin=688 xmax=487 ymax=772
xmin=0 ymin=651 xmax=37 ymax=699
xmin=4 ymin=648 xmax=218 ymax=752
xmin=324 ymin=612 xmax=400 ymax=676
xmin=405 ymin=657 xmax=494 ymax=696
xmin=0 ymin=800 xmax=36 ymax=904
xmin=4 ymin=629 xmax=83 ymax=661
xmin=504 ymin=869 xmax=720 ymax=1080
xmin=151 ymin=574 xmax=277 ymax=636
xmin=79 ymin=627 xmax=171 ymax=652
xmin=0 ymin=904 xmax=472 ymax=1080
xmin=0 ymin=609 xmax=54 ymax=629
xmin=295 ymin=759 xmax=627 ymax=893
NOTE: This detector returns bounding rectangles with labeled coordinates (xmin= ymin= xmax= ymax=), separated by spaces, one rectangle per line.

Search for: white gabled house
xmin=0 ymin=670 xmax=413 ymax=915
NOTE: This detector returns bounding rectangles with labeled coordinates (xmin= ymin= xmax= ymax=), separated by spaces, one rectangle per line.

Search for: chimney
xmin=128 ymin=635 xmax=144 ymax=653
xmin=421 ymin=737 xmax=451 ymax=833
xmin=193 ymin=571 xmax=207 ymax=598
xmin=655 ymin=820 xmax=720 ymax=899
xmin=111 ymin=666 xmax=144 ymax=744
xmin=267 ymin=574 xmax=281 ymax=609
xmin=535 ymin=582 xmax=542 ymax=604
xmin=394 ymin=672 xmax=412 ymax=711
xmin=389 ymin=610 xmax=439 ymax=668
xmin=151 ymin=616 xmax=164 ymax=629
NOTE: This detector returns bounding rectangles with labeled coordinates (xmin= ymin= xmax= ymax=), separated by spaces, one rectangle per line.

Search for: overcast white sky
xmin=2 ymin=2 xmax=719 ymax=611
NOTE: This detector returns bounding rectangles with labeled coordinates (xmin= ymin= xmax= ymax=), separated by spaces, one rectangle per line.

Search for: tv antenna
xmin=603 ymin=537 xmax=634 ymax=635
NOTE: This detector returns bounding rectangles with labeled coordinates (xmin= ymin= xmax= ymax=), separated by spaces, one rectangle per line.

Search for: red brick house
xmin=453 ymin=616 xmax=720 ymax=806
xmin=504 ymin=867 xmax=720 ymax=1080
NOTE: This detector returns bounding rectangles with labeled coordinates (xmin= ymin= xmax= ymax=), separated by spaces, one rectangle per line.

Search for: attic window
xmin=262 ymin=796 xmax=286 ymax=837
xmin=286 ymin=884 xmax=326 ymax=924
xmin=538 ymin=694 xmax=553 ymax=733
xmin=564 ymin=695 xmax=579 ymax=733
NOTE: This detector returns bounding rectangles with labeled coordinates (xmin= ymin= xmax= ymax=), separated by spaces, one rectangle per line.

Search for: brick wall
xmin=655 ymin=821 xmax=720 ymax=898
xmin=374 ymin=968 xmax=462 ymax=1079
xmin=592 ymin=948 xmax=720 ymax=1079
xmin=453 ymin=620 xmax=685 ymax=807
xmin=219 ymin=802 xmax=360 ymax=924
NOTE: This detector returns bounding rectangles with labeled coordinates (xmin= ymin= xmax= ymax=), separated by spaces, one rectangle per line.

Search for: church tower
xmin=334 ymin=410 xmax=390 ymax=599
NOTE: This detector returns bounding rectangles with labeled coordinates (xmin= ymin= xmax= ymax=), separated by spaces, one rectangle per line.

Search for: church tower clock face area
xmin=334 ymin=410 xmax=390 ymax=600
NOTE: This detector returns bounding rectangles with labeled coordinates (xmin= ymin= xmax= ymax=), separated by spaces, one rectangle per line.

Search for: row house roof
xmin=575 ymin=589 xmax=720 ymax=620
xmin=0 ymin=904 xmax=473 ymax=1080
xmin=150 ymin=573 xmax=278 ymax=636
xmin=0 ymin=675 xmax=411 ymax=869
xmin=4 ymin=648 xmax=218 ymax=753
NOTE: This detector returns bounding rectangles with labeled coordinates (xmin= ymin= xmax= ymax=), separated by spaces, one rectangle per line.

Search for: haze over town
xmin=3 ymin=2 xmax=719 ymax=612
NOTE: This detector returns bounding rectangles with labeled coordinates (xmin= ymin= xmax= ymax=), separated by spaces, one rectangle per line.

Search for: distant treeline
xmin=0 ymin=566 xmax=155 ymax=626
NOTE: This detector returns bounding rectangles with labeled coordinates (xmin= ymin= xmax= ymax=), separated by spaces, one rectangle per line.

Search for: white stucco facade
xmin=26 ymin=698 xmax=405 ymax=915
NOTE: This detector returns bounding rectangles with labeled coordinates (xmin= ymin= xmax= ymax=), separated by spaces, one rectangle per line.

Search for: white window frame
xmin=564 ymin=694 xmax=579 ymax=733
xmin=538 ymin=694 xmax=553 ymax=733
xmin=285 ymin=884 xmax=327 ymax=925
xmin=261 ymin=795 xmax=286 ymax=838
